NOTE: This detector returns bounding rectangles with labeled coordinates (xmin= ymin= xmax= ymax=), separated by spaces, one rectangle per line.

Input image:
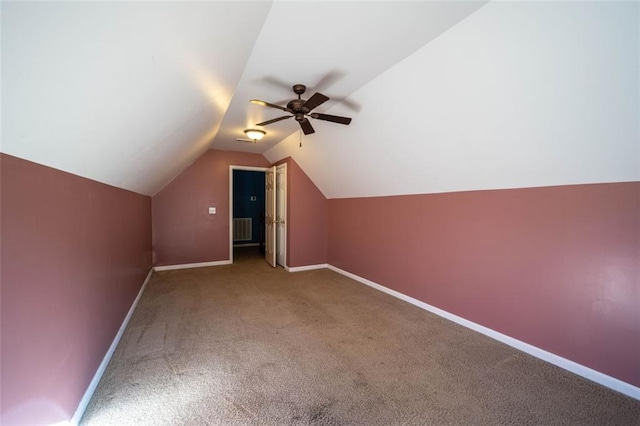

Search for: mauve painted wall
xmin=152 ymin=149 xmax=270 ymax=266
xmin=0 ymin=154 xmax=152 ymax=425
xmin=284 ymin=158 xmax=328 ymax=267
xmin=328 ymin=182 xmax=640 ymax=387
xmin=270 ymin=157 xmax=328 ymax=267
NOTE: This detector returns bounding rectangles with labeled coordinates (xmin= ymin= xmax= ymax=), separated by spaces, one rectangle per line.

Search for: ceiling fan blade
xmin=310 ymin=113 xmax=352 ymax=125
xmin=260 ymin=76 xmax=293 ymax=91
xmin=250 ymin=99 xmax=289 ymax=112
xmin=329 ymin=96 xmax=361 ymax=112
xmin=313 ymin=70 xmax=345 ymax=93
xmin=302 ymin=92 xmax=329 ymax=112
xmin=299 ymin=118 xmax=315 ymax=135
xmin=256 ymin=115 xmax=292 ymax=126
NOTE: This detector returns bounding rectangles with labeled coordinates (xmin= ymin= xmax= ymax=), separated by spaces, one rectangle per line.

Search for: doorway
xmin=232 ymin=169 xmax=265 ymax=252
xmin=229 ymin=165 xmax=287 ymax=268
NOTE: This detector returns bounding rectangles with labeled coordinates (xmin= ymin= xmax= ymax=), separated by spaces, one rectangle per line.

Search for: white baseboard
xmin=285 ymin=263 xmax=329 ymax=273
xmin=70 ymin=268 xmax=154 ymax=425
xmin=233 ymin=243 xmax=260 ymax=248
xmin=327 ymin=265 xmax=640 ymax=401
xmin=154 ymin=259 xmax=232 ymax=271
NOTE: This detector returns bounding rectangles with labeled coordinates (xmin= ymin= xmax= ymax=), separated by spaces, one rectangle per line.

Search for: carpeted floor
xmin=81 ymin=247 xmax=640 ymax=425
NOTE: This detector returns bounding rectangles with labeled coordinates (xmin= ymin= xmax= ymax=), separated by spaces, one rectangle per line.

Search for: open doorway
xmin=229 ymin=165 xmax=287 ymax=268
xmin=232 ymin=169 xmax=265 ymax=259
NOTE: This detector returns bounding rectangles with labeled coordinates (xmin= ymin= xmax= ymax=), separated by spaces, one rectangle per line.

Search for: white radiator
xmin=233 ymin=218 xmax=252 ymax=241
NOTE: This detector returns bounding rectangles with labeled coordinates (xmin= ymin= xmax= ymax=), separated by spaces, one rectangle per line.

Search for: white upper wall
xmin=264 ymin=2 xmax=639 ymax=199
xmin=2 ymin=1 xmax=271 ymax=195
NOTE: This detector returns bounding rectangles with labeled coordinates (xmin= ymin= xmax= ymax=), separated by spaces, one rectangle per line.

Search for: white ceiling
xmin=2 ymin=1 xmax=272 ymax=195
xmin=1 ymin=1 xmax=485 ymax=195
xmin=265 ymin=1 xmax=639 ymax=198
xmin=3 ymin=2 xmax=637 ymax=198
xmin=211 ymin=1 xmax=487 ymax=153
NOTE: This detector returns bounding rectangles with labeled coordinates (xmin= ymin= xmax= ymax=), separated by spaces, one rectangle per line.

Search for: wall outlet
xmin=208 ymin=207 xmax=216 ymax=214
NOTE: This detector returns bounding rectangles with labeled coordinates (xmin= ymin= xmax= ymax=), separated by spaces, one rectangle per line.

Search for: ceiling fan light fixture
xmin=244 ymin=129 xmax=266 ymax=141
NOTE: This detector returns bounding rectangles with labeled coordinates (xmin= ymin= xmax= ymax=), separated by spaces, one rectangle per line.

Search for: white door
xmin=276 ymin=164 xmax=287 ymax=267
xmin=265 ymin=166 xmax=277 ymax=267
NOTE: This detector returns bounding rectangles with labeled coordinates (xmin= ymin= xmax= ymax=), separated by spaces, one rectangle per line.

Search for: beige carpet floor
xmin=81 ymin=248 xmax=640 ymax=425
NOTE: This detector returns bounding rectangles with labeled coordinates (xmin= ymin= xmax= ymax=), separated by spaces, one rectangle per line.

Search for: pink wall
xmin=328 ymin=182 xmax=640 ymax=387
xmin=280 ymin=158 xmax=328 ymax=267
xmin=287 ymin=158 xmax=329 ymax=267
xmin=0 ymin=154 xmax=152 ymax=425
xmin=152 ymin=149 xmax=270 ymax=266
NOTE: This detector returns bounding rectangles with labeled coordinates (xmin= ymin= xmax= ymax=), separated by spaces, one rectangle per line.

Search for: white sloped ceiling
xmin=2 ymin=1 xmax=487 ymax=196
xmin=264 ymin=1 xmax=639 ymax=199
xmin=209 ymin=1 xmax=487 ymax=154
xmin=4 ymin=2 xmax=636 ymax=199
xmin=2 ymin=1 xmax=272 ymax=195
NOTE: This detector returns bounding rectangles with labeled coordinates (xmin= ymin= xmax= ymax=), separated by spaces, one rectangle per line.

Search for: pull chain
xmin=299 ymin=129 xmax=302 ymax=148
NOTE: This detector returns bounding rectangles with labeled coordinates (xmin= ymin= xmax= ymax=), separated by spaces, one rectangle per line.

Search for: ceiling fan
xmin=250 ymin=84 xmax=352 ymax=135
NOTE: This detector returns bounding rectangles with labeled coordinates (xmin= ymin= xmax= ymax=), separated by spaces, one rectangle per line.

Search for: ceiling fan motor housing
xmin=287 ymin=99 xmax=306 ymax=112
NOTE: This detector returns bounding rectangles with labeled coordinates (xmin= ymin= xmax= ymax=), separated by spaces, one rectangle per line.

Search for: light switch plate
xmin=208 ymin=207 xmax=216 ymax=214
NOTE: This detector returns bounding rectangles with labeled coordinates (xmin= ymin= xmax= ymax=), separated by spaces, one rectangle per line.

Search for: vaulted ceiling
xmin=3 ymin=1 xmax=638 ymax=197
